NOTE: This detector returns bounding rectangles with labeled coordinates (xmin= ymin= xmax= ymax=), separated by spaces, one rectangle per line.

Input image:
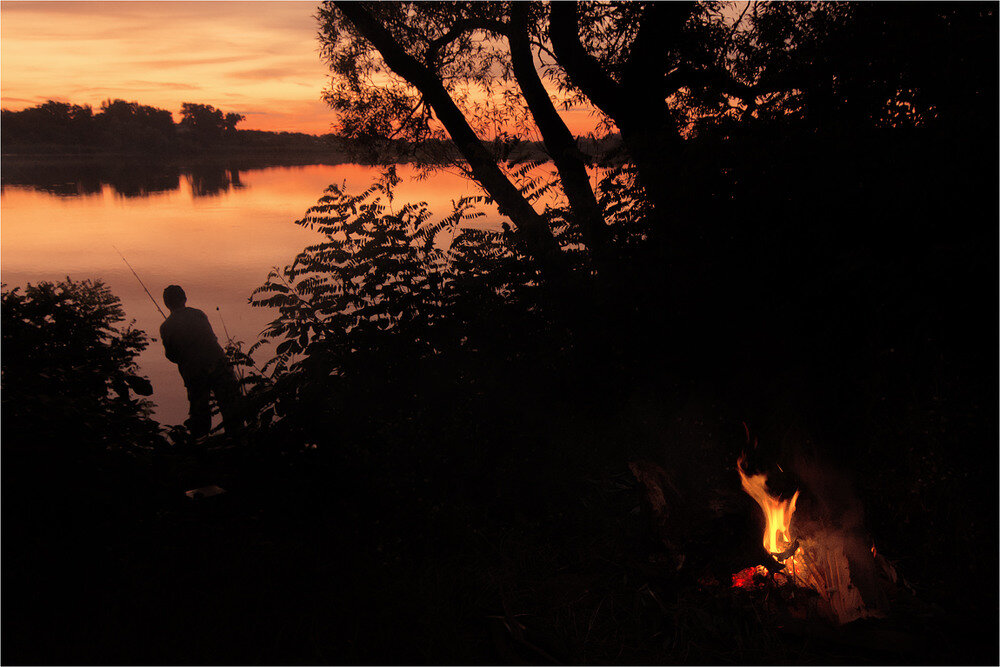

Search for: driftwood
xmin=627 ymin=459 xmax=680 ymax=529
xmin=184 ymin=484 xmax=225 ymax=500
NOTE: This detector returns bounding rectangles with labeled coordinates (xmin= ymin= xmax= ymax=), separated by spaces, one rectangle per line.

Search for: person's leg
xmin=185 ymin=379 xmax=212 ymax=438
xmin=210 ymin=362 xmax=244 ymax=436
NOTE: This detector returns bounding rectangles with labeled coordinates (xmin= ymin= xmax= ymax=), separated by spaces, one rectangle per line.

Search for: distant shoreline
xmin=1 ymin=149 xmax=356 ymax=164
xmin=0 ymin=140 xmax=477 ymax=167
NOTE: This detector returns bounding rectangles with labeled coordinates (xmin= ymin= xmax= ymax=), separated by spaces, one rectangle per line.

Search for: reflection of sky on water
xmin=1 ymin=162 xmax=503 ymax=425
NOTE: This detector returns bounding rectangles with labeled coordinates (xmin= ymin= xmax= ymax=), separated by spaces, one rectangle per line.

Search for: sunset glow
xmin=1 ymin=1 xmax=604 ymax=137
xmin=1 ymin=1 xmax=333 ymax=133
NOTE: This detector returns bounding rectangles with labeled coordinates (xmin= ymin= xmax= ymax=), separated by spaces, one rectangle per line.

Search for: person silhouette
xmin=160 ymin=285 xmax=242 ymax=439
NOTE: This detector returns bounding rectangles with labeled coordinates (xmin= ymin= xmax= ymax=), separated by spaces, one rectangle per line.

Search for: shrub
xmin=2 ymin=278 xmax=163 ymax=454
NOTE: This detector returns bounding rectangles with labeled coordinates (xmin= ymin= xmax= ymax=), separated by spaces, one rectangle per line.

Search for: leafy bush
xmin=2 ymin=278 xmax=163 ymax=454
xmin=242 ymin=167 xmax=577 ymax=442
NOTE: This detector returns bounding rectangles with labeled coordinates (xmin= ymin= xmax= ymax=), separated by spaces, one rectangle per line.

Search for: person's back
xmin=159 ymin=306 xmax=226 ymax=384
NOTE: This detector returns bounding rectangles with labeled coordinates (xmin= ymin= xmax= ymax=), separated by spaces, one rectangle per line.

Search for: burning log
xmin=733 ymin=453 xmax=898 ymax=624
xmin=773 ymin=538 xmax=799 ymax=563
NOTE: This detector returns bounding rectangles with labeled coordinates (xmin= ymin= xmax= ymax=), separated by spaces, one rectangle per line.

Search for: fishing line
xmin=216 ymin=306 xmax=233 ymax=343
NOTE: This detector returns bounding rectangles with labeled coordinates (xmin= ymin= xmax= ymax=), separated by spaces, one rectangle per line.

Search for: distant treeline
xmin=0 ymin=99 xmax=346 ymax=155
xmin=1 ymin=98 xmax=619 ymax=162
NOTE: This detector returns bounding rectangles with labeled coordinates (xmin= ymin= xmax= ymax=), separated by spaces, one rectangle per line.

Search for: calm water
xmin=1 ymin=158 xmax=500 ymax=425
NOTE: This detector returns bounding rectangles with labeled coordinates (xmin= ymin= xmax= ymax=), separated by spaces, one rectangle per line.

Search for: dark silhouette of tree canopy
xmin=1 ymin=100 xmax=96 ymax=147
xmin=318 ymin=1 xmax=995 ymax=280
xmin=96 ymin=98 xmax=177 ymax=152
xmin=0 ymin=4 xmax=995 ymax=663
xmin=1 ymin=99 xmax=251 ymax=154
xmin=179 ymin=102 xmax=246 ymax=145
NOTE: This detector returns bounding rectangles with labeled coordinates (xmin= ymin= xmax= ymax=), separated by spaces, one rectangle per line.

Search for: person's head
xmin=163 ymin=285 xmax=187 ymax=311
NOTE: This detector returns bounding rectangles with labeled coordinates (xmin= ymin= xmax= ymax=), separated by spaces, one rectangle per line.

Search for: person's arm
xmin=160 ymin=322 xmax=179 ymax=363
xmin=196 ymin=309 xmax=221 ymax=345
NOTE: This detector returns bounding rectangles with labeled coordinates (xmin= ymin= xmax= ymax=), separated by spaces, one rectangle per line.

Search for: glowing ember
xmin=731 ymin=566 xmax=765 ymax=589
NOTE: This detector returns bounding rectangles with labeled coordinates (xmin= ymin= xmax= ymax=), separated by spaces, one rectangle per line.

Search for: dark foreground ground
xmin=4 ymin=382 xmax=996 ymax=666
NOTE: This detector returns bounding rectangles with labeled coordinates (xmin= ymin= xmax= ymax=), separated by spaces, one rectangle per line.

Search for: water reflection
xmin=187 ymin=166 xmax=244 ymax=198
xmin=1 ymin=160 xmax=502 ymax=426
xmin=0 ymin=155 xmax=355 ymax=199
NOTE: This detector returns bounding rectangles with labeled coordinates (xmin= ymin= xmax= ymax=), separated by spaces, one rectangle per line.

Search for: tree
xmin=179 ymin=102 xmax=246 ymax=145
xmin=96 ymin=99 xmax=176 ymax=152
xmin=320 ymin=2 xmax=603 ymax=276
xmin=318 ymin=2 xmax=747 ymax=272
xmin=318 ymin=2 xmax=993 ymax=278
xmin=310 ymin=2 xmax=995 ymax=420
xmin=1 ymin=100 xmax=96 ymax=148
xmin=314 ymin=1 xmax=1000 ymax=409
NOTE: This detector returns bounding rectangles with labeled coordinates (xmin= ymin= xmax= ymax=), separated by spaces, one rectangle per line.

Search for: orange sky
xmin=0 ymin=1 xmax=603 ymax=137
xmin=1 ymin=1 xmax=334 ymax=133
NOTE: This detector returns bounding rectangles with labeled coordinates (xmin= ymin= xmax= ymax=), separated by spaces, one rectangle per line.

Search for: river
xmin=1 ymin=157 xmax=501 ymax=426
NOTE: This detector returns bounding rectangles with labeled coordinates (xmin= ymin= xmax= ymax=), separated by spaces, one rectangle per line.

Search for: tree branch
xmin=334 ymin=2 xmax=565 ymax=272
xmin=622 ymin=1 xmax=693 ymax=97
xmin=548 ymin=1 xmax=628 ymax=123
xmin=725 ymin=1 xmax=753 ymax=48
xmin=668 ymin=64 xmax=757 ymax=100
xmin=426 ymin=17 xmax=509 ymax=68
xmin=668 ymin=63 xmax=801 ymax=105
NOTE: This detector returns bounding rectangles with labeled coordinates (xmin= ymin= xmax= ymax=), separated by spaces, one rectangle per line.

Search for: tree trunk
xmin=335 ymin=2 xmax=567 ymax=278
xmin=508 ymin=3 xmax=610 ymax=274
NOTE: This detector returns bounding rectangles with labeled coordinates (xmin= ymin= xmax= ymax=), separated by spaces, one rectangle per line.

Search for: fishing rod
xmin=113 ymin=245 xmax=167 ymax=320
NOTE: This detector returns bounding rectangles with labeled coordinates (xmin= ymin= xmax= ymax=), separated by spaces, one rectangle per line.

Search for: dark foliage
xmin=0 ymin=96 xmax=481 ymax=161
xmin=179 ymin=102 xmax=245 ymax=145
xmin=96 ymin=99 xmax=178 ymax=153
xmin=2 ymin=278 xmax=164 ymax=455
xmin=228 ymin=2 xmax=996 ymax=661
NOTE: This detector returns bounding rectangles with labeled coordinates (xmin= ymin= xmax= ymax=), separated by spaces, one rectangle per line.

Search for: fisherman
xmin=160 ymin=285 xmax=243 ymax=439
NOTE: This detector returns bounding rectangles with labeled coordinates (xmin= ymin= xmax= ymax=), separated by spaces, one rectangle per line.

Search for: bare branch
xmin=548 ymin=1 xmax=627 ymax=122
xmin=426 ymin=18 xmax=509 ymax=68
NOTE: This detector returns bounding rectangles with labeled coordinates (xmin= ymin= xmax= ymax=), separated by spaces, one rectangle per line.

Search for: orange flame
xmin=733 ymin=454 xmax=896 ymax=623
xmin=737 ymin=454 xmax=800 ymax=555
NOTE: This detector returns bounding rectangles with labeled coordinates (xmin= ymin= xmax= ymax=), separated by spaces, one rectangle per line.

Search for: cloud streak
xmin=130 ymin=56 xmax=250 ymax=69
xmin=0 ymin=1 xmax=333 ymax=133
xmin=0 ymin=1 xmax=603 ymax=136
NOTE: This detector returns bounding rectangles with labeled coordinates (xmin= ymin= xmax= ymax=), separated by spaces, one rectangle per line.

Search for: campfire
xmin=731 ymin=451 xmax=899 ymax=625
